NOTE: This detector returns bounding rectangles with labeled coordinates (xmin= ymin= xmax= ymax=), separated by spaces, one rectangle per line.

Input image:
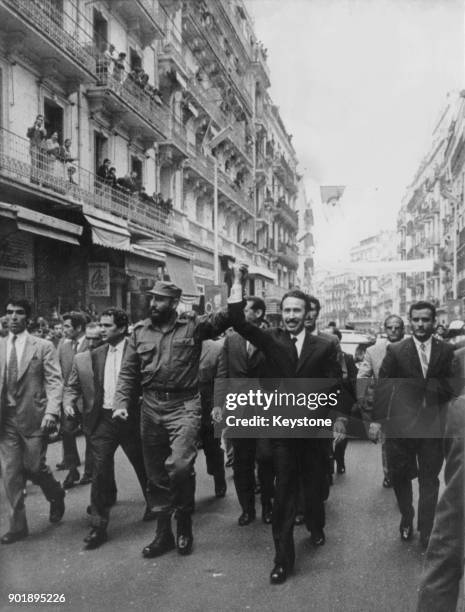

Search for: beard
xmin=150 ymin=308 xmax=173 ymax=325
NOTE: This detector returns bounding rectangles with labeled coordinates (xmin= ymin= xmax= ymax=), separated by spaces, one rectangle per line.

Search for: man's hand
xmin=41 ymin=413 xmax=58 ymax=432
xmin=368 ymin=422 xmax=382 ymax=443
xmin=112 ymin=408 xmax=128 ymax=421
xmin=333 ymin=417 xmax=347 ymax=445
xmin=63 ymin=404 xmax=75 ymax=419
xmin=211 ymin=406 xmax=223 ymax=424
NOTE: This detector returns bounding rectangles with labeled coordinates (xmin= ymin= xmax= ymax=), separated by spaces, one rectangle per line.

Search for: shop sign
xmin=88 ymin=262 xmax=110 ymax=297
xmin=0 ymin=232 xmax=34 ymax=281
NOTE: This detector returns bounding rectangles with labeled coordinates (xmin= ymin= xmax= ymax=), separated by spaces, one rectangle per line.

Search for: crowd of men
xmin=0 ymin=267 xmax=463 ymax=609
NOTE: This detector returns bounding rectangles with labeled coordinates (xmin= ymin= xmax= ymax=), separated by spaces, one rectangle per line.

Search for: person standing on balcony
xmin=45 ymin=132 xmax=61 ymax=186
xmin=59 ymin=138 xmax=77 ymax=183
xmin=27 ymin=114 xmax=47 ymax=184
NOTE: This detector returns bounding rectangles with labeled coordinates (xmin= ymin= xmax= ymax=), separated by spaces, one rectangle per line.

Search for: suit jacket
xmin=63 ymin=341 xmax=140 ymax=436
xmin=374 ymin=337 xmax=457 ymax=436
xmin=213 ymin=330 xmax=266 ymax=408
xmin=356 ymin=338 xmax=389 ymax=402
xmin=58 ymin=337 xmax=89 ymax=384
xmin=227 ymin=302 xmax=344 ymax=421
xmin=0 ymin=334 xmax=63 ymax=435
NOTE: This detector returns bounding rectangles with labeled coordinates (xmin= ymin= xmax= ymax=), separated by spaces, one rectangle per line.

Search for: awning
xmin=0 ymin=203 xmax=82 ymax=245
xmin=165 ymin=254 xmax=197 ymax=296
xmin=85 ymin=215 xmax=131 ymax=251
xmin=248 ymin=265 xmax=276 ymax=282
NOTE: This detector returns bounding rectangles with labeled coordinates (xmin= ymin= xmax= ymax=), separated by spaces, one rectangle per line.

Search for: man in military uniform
xmin=113 ymin=280 xmax=232 ymax=558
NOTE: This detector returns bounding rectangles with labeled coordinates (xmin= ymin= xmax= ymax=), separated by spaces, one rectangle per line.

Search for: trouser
xmin=334 ymin=438 xmax=348 ymax=468
xmin=62 ymin=412 xmax=93 ymax=476
xmin=141 ymin=394 xmax=201 ymax=517
xmin=199 ymin=388 xmax=225 ymax=480
xmin=271 ymin=438 xmax=328 ymax=569
xmin=89 ymin=412 xmax=146 ymax=529
xmin=232 ymin=437 xmax=274 ymax=513
xmin=386 ymin=438 xmax=444 ymax=537
xmin=0 ymin=418 xmax=63 ymax=533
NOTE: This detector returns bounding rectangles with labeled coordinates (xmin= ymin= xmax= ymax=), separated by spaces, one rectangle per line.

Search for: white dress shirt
xmin=103 ymin=340 xmax=125 ymax=410
xmin=6 ymin=330 xmax=28 ymax=366
xmin=290 ymin=328 xmax=306 ymax=358
xmin=413 ymin=336 xmax=432 ymax=376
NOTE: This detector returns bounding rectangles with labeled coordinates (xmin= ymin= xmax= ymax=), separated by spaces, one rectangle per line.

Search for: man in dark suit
xmin=63 ymin=308 xmax=148 ymax=549
xmin=59 ymin=311 xmax=92 ymax=489
xmin=371 ymin=301 xmax=457 ymax=548
xmin=416 ymin=396 xmax=464 ymax=611
xmin=213 ymin=297 xmax=274 ymax=526
xmin=228 ymin=286 xmax=343 ymax=584
xmin=0 ymin=298 xmax=65 ymax=543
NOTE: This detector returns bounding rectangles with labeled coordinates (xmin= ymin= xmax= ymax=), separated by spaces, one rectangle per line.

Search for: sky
xmin=246 ymin=0 xmax=464 ymax=266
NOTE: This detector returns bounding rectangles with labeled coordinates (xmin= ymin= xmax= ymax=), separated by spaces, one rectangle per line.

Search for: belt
xmin=151 ymin=387 xmax=198 ymax=401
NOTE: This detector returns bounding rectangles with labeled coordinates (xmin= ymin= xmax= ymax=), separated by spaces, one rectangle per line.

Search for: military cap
xmin=147 ymin=280 xmax=182 ymax=298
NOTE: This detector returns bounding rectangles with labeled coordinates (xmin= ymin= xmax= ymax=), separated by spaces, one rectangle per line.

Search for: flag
xmin=319 ymin=185 xmax=345 ymax=222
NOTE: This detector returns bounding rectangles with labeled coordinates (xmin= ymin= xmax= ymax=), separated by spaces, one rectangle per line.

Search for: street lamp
xmin=205 ymin=125 xmax=233 ymax=284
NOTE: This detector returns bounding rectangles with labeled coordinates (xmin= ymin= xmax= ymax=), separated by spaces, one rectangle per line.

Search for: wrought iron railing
xmin=3 ymin=0 xmax=96 ymax=73
xmin=93 ymin=64 xmax=169 ymax=137
xmin=0 ymin=127 xmax=172 ymax=236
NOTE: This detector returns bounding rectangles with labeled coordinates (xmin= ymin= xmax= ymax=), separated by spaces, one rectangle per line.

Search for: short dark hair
xmin=328 ymin=321 xmax=336 ymax=327
xmin=307 ymin=295 xmax=321 ymax=315
xmin=409 ymin=301 xmax=436 ymax=320
xmin=332 ymin=328 xmax=342 ymax=340
xmin=5 ymin=298 xmax=32 ymax=319
xmin=100 ymin=308 xmax=129 ymax=333
xmin=280 ymin=289 xmax=312 ymax=312
xmin=62 ymin=311 xmax=87 ymax=331
xmin=245 ymin=296 xmax=266 ymax=319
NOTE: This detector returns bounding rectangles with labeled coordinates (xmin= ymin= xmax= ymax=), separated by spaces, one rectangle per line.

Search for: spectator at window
xmin=27 ymin=114 xmax=47 ymax=183
xmin=97 ymin=159 xmax=111 ymax=183
xmin=116 ymin=171 xmax=138 ymax=194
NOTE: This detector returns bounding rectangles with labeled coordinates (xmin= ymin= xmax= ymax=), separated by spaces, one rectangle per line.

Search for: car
xmin=339 ymin=331 xmax=375 ymax=357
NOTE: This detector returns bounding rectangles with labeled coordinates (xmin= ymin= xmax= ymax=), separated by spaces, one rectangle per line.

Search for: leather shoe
xmin=1 ymin=529 xmax=28 ymax=544
xmin=56 ymin=462 xmax=66 ymax=471
xmin=270 ymin=564 xmax=288 ymax=584
xmin=262 ymin=503 xmax=272 ymax=524
xmin=63 ymin=469 xmax=80 ymax=489
xmin=49 ymin=494 xmax=65 ymax=523
xmin=142 ymin=532 xmax=175 ymax=558
xmin=294 ymin=513 xmax=304 ymax=526
xmin=84 ymin=528 xmax=107 ymax=549
xmin=382 ymin=476 xmax=392 ymax=488
xmin=238 ymin=510 xmax=255 ymax=526
xmin=142 ymin=507 xmax=158 ymax=522
xmin=336 ymin=463 xmax=346 ymax=474
xmin=214 ymin=477 xmax=227 ymax=498
xmin=176 ymin=514 xmax=193 ymax=555
xmin=79 ymin=474 xmax=92 ymax=486
xmin=311 ymin=529 xmax=326 ymax=546
xmin=400 ymin=523 xmax=413 ymax=541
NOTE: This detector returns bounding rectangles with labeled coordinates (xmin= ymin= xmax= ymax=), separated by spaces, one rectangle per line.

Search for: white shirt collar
xmin=412 ymin=335 xmax=432 ymax=349
xmin=8 ymin=330 xmax=27 ymax=340
xmin=108 ymin=338 xmax=125 ymax=352
xmin=290 ymin=328 xmax=306 ymax=342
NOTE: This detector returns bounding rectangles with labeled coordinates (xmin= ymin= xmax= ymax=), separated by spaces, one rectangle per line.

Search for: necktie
xmin=290 ymin=335 xmax=298 ymax=361
xmin=419 ymin=343 xmax=429 ymax=377
xmin=7 ymin=335 xmax=18 ymax=400
xmin=71 ymin=340 xmax=78 ymax=354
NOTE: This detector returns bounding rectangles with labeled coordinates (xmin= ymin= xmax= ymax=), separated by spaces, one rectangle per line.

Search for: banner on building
xmin=0 ymin=232 xmax=34 ymax=281
xmin=327 ymin=258 xmax=434 ymax=275
xmin=320 ymin=186 xmax=345 ymax=222
xmin=204 ymin=285 xmax=227 ymax=314
xmin=88 ymin=262 xmax=110 ymax=297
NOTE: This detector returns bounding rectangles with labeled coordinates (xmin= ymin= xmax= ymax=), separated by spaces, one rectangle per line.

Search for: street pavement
xmin=1 ymin=438 xmax=431 ymax=612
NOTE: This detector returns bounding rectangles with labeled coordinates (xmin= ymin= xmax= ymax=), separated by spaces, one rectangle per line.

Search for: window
xmin=130 ymin=48 xmax=142 ymax=71
xmin=131 ymin=156 xmax=143 ymax=189
xmin=44 ymin=98 xmax=64 ymax=143
xmin=93 ymin=9 xmax=108 ymax=53
xmin=94 ymin=132 xmax=109 ymax=174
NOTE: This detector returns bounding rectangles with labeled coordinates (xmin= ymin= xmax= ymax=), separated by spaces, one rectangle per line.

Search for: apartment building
xmin=0 ymin=0 xmax=300 ymax=320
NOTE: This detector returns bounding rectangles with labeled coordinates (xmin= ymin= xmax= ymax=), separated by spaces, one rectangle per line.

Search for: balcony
xmin=159 ymin=26 xmax=187 ymax=76
xmin=0 ymin=127 xmax=172 ymax=237
xmin=274 ymin=197 xmax=298 ymax=230
xmin=182 ymin=2 xmax=253 ymax=110
xmin=187 ymin=75 xmax=226 ymax=127
xmin=252 ymin=45 xmax=271 ymax=88
xmin=184 ymin=143 xmax=253 ymax=215
xmin=216 ymin=0 xmax=254 ymax=59
xmin=277 ymin=242 xmax=299 ymax=270
xmin=87 ymin=66 xmax=169 ymax=143
xmin=0 ymin=0 xmax=96 ymax=84
xmin=256 ymin=151 xmax=271 ymax=179
xmin=112 ymin=0 xmax=164 ymax=46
